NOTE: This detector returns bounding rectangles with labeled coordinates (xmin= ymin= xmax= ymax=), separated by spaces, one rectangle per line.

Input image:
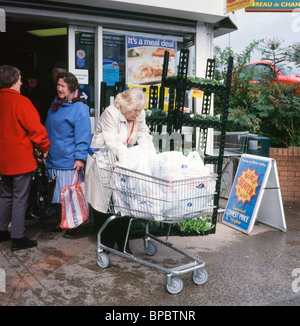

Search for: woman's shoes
xmin=0 ymin=230 xmax=10 ymax=242
xmin=50 ymin=226 xmax=63 ymax=234
xmin=64 ymin=228 xmax=79 ymax=238
xmin=117 ymin=241 xmax=132 ymax=255
xmin=1 ymin=231 xmax=37 ymax=251
xmin=11 ymin=236 xmax=37 ymax=251
xmin=124 ymin=246 xmax=133 ymax=255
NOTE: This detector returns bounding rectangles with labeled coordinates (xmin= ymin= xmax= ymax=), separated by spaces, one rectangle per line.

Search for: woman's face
xmin=124 ymin=109 xmax=142 ymax=121
xmin=57 ymin=78 xmax=71 ymax=99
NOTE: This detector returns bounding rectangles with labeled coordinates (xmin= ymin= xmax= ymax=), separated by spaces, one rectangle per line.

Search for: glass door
xmin=68 ymin=25 xmax=102 ymax=133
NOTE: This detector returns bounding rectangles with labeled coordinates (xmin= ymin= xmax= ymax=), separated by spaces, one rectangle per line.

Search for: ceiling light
xmin=27 ymin=27 xmax=67 ymax=37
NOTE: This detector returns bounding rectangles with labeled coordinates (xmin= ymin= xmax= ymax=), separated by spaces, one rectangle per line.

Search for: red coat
xmin=0 ymin=88 xmax=50 ymax=175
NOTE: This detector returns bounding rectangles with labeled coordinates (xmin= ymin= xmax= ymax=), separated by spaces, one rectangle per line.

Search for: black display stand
xmin=146 ymin=49 xmax=234 ymax=233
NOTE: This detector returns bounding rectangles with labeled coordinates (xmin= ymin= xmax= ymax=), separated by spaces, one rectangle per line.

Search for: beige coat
xmin=85 ymin=105 xmax=153 ymax=212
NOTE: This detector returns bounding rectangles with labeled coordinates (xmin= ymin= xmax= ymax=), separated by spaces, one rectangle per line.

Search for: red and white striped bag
xmin=60 ymin=170 xmax=89 ymax=229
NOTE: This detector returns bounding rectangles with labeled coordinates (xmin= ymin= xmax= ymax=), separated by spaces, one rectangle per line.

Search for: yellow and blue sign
xmin=223 ymin=155 xmax=269 ymax=233
xmin=223 ymin=154 xmax=286 ymax=234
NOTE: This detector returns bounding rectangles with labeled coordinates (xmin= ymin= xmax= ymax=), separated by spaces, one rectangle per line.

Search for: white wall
xmin=47 ymin=0 xmax=227 ymax=23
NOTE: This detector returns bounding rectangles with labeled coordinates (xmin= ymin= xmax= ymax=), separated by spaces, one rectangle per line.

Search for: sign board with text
xmin=245 ymin=0 xmax=300 ymax=11
xmin=126 ymin=35 xmax=176 ymax=86
xmin=222 ymin=154 xmax=286 ymax=234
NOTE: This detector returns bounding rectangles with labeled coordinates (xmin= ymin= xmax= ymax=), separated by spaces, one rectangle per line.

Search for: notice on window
xmin=126 ymin=35 xmax=176 ymax=85
xmin=74 ymin=69 xmax=89 ymax=85
xmin=103 ymin=58 xmax=120 ymax=86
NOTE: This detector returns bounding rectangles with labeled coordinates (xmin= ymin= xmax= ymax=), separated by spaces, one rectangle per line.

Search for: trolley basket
xmin=93 ymin=148 xmax=217 ymax=294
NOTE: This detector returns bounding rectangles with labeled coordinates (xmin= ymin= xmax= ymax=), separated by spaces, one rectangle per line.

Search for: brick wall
xmin=269 ymin=147 xmax=300 ymax=205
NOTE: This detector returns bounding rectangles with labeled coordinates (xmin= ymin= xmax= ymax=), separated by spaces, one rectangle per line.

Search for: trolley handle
xmin=88 ymin=147 xmax=110 ymax=157
xmin=88 ymin=147 xmax=99 ymax=157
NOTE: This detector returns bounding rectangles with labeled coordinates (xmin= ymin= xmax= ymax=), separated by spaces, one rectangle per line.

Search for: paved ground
xmin=0 ymin=204 xmax=299 ymax=307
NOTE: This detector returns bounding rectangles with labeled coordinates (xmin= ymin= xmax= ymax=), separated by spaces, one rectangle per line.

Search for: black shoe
xmin=0 ymin=230 xmax=10 ymax=242
xmin=124 ymin=247 xmax=133 ymax=255
xmin=50 ymin=226 xmax=63 ymax=234
xmin=63 ymin=228 xmax=78 ymax=238
xmin=117 ymin=241 xmax=132 ymax=254
xmin=101 ymin=238 xmax=115 ymax=249
xmin=11 ymin=236 xmax=37 ymax=251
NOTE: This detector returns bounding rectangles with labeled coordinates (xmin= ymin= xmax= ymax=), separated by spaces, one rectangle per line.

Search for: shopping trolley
xmin=93 ymin=148 xmax=217 ymax=294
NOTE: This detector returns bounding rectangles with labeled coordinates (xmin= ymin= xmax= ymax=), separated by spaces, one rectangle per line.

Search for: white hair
xmin=114 ymin=87 xmax=147 ymax=114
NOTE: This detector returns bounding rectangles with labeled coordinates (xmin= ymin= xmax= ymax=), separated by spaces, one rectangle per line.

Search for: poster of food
xmin=127 ymin=35 xmax=176 ymax=85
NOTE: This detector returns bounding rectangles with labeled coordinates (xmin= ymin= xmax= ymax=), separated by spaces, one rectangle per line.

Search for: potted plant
xmin=175 ymin=216 xmax=214 ymax=236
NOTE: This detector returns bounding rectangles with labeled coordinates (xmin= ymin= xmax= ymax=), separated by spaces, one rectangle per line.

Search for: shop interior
xmin=0 ymin=19 xmax=68 ymax=116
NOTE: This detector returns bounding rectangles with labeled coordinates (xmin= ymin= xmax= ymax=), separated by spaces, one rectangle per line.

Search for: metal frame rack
xmin=146 ymin=49 xmax=234 ymax=232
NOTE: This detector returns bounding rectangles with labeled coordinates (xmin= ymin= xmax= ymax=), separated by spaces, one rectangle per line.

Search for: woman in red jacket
xmin=0 ymin=65 xmax=50 ymax=251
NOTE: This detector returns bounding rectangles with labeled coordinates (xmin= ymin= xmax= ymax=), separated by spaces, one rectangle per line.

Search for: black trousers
xmin=92 ymin=208 xmax=131 ymax=250
xmin=0 ymin=172 xmax=32 ymax=238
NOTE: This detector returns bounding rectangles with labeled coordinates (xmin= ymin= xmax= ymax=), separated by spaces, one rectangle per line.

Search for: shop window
xmin=103 ymin=33 xmax=126 ymax=107
xmin=75 ymin=31 xmax=95 ymax=116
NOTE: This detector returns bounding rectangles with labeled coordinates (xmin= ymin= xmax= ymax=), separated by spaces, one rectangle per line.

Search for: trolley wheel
xmin=192 ymin=268 xmax=208 ymax=285
xmin=166 ymin=276 xmax=183 ymax=294
xmin=144 ymin=240 xmax=157 ymax=256
xmin=97 ymin=252 xmax=110 ymax=268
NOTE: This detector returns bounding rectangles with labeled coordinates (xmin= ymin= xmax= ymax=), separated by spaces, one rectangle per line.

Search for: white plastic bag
xmin=153 ymin=151 xmax=210 ymax=181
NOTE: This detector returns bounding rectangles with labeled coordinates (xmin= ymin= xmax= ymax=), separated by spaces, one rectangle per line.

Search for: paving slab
xmin=0 ymin=204 xmax=299 ymax=307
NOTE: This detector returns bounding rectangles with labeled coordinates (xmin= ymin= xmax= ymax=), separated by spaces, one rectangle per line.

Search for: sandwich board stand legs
xmin=222 ymin=154 xmax=286 ymax=234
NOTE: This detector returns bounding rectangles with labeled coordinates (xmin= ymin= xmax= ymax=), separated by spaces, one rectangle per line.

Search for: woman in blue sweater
xmin=45 ymin=72 xmax=91 ymax=235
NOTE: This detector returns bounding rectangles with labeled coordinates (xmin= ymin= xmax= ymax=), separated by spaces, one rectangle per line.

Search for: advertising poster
xmin=226 ymin=0 xmax=254 ymax=13
xmin=103 ymin=58 xmax=120 ymax=86
xmin=222 ymin=155 xmax=271 ymax=233
xmin=127 ymin=35 xmax=176 ymax=85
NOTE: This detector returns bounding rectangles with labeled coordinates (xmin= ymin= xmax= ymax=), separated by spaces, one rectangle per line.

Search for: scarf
xmin=51 ymin=89 xmax=87 ymax=111
xmin=126 ymin=120 xmax=137 ymax=146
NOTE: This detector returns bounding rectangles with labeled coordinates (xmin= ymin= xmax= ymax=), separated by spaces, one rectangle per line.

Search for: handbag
xmin=27 ymin=160 xmax=56 ymax=220
xmin=60 ymin=170 xmax=89 ymax=229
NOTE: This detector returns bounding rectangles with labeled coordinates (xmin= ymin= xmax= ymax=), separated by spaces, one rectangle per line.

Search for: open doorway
xmin=0 ymin=19 xmax=68 ymax=122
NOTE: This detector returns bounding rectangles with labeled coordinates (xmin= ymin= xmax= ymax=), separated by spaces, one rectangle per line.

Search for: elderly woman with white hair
xmin=85 ymin=87 xmax=155 ymax=254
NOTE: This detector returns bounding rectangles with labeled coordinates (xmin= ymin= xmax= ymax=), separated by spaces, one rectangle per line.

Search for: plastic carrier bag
xmin=60 ymin=170 xmax=89 ymax=229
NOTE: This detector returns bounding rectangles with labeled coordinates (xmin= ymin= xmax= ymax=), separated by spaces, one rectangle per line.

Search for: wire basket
xmin=95 ymin=149 xmax=217 ymax=223
xmin=213 ymin=141 xmax=247 ymax=157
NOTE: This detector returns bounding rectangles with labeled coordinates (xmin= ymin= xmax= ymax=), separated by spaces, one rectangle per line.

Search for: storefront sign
xmin=226 ymin=0 xmax=254 ymax=13
xmin=245 ymin=0 xmax=300 ymax=11
xmin=222 ymin=154 xmax=286 ymax=234
xmin=126 ymin=35 xmax=176 ymax=85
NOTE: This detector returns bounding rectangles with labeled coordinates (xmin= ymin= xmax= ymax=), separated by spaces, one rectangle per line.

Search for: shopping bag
xmin=60 ymin=170 xmax=89 ymax=229
xmin=27 ymin=160 xmax=56 ymax=220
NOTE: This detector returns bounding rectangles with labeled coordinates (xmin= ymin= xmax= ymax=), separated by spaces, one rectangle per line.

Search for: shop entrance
xmin=0 ymin=20 xmax=68 ymax=120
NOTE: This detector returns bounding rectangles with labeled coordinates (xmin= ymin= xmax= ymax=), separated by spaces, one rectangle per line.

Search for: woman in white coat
xmin=85 ymin=87 xmax=155 ymax=253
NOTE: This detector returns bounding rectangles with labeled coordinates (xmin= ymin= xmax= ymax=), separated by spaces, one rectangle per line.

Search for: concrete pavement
xmin=0 ymin=204 xmax=300 ymax=306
